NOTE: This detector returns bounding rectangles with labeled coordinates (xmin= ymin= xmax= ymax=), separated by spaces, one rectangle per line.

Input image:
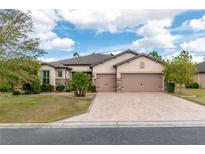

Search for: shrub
xmin=89 ymin=85 xmax=96 ymax=93
xmin=56 ymin=85 xmax=65 ymax=92
xmin=24 ymin=90 xmax=32 ymax=95
xmin=66 ymin=84 xmax=73 ymax=92
xmin=41 ymin=84 xmax=54 ymax=92
xmin=32 ymin=79 xmax=41 ymax=94
xmin=13 ymin=90 xmax=20 ymax=95
xmin=167 ymin=82 xmax=175 ymax=93
xmin=23 ymin=79 xmax=41 ymax=94
xmin=0 ymin=83 xmax=12 ymax=92
xmin=185 ymin=82 xmax=199 ymax=89
xmin=72 ymin=72 xmax=91 ymax=97
xmin=23 ymin=83 xmax=32 ymax=91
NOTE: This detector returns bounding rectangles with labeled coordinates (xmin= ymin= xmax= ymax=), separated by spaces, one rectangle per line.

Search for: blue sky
xmin=31 ymin=10 xmax=205 ymax=62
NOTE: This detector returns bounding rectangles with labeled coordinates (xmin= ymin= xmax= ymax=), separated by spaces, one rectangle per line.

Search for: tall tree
xmin=73 ymin=52 xmax=80 ymax=58
xmin=0 ymin=10 xmax=45 ymax=89
xmin=148 ymin=50 xmax=162 ymax=61
xmin=164 ymin=50 xmax=196 ymax=94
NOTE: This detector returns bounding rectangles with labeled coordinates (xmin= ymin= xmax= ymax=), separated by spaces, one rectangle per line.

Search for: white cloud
xmin=192 ymin=55 xmax=204 ymax=63
xmin=30 ymin=10 xmax=75 ymax=51
xmin=58 ymin=10 xmax=183 ymax=33
xmin=180 ymin=37 xmax=205 ymax=52
xmin=132 ymin=19 xmax=179 ymax=49
xmin=183 ymin=14 xmax=205 ymax=31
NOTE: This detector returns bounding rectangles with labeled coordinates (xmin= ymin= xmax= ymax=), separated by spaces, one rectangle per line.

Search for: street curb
xmin=2 ymin=121 xmax=205 ymax=128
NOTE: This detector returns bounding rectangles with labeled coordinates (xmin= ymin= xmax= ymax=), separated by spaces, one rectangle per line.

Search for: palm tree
xmin=73 ymin=52 xmax=80 ymax=58
xmin=148 ymin=51 xmax=162 ymax=61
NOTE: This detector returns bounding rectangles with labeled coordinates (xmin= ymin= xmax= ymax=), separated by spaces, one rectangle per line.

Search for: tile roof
xmin=196 ymin=62 xmax=205 ymax=73
xmin=57 ymin=53 xmax=110 ymax=65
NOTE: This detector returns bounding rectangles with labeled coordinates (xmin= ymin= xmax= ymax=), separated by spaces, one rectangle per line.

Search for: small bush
xmin=66 ymin=85 xmax=73 ymax=92
xmin=56 ymin=85 xmax=65 ymax=92
xmin=13 ymin=90 xmax=20 ymax=95
xmin=25 ymin=90 xmax=32 ymax=95
xmin=23 ymin=79 xmax=41 ymax=94
xmin=72 ymin=72 xmax=91 ymax=97
xmin=41 ymin=84 xmax=54 ymax=92
xmin=185 ymin=82 xmax=199 ymax=89
xmin=0 ymin=83 xmax=12 ymax=92
xmin=167 ymin=82 xmax=175 ymax=93
xmin=33 ymin=90 xmax=40 ymax=94
xmin=89 ymin=85 xmax=96 ymax=92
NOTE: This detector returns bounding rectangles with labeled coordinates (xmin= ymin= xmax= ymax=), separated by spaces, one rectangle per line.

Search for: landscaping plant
xmin=40 ymin=84 xmax=54 ymax=92
xmin=164 ymin=50 xmax=196 ymax=94
xmin=185 ymin=82 xmax=199 ymax=89
xmin=71 ymin=72 xmax=91 ymax=97
xmin=0 ymin=10 xmax=45 ymax=92
xmin=56 ymin=85 xmax=65 ymax=92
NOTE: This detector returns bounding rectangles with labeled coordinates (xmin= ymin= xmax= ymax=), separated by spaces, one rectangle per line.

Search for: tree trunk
xmin=179 ymin=83 xmax=182 ymax=95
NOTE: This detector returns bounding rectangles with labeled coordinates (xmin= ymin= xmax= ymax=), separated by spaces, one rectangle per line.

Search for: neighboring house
xmin=195 ymin=62 xmax=205 ymax=88
xmin=40 ymin=49 xmax=165 ymax=92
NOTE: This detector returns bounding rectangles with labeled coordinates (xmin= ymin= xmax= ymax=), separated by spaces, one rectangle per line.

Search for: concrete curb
xmin=2 ymin=121 xmax=205 ymax=128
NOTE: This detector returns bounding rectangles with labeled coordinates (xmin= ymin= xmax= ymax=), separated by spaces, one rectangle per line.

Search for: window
xmin=57 ymin=70 xmax=63 ymax=78
xmin=140 ymin=62 xmax=145 ymax=69
xmin=42 ymin=70 xmax=50 ymax=85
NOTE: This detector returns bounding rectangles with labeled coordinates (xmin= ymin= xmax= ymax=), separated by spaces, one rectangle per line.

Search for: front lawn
xmin=175 ymin=88 xmax=205 ymax=105
xmin=0 ymin=93 xmax=92 ymax=123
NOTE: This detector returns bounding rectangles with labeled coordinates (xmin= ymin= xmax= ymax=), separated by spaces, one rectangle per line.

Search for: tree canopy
xmin=148 ymin=50 xmax=163 ymax=61
xmin=0 ymin=10 xmax=45 ymax=89
xmin=73 ymin=52 xmax=80 ymax=58
xmin=164 ymin=50 xmax=196 ymax=94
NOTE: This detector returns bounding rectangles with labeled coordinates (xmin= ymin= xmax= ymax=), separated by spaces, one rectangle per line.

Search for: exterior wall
xmin=196 ymin=73 xmax=205 ymax=88
xmin=40 ymin=65 xmax=56 ymax=86
xmin=116 ymin=57 xmax=164 ymax=78
xmin=40 ymin=65 xmax=70 ymax=87
xmin=69 ymin=65 xmax=92 ymax=72
xmin=116 ymin=56 xmax=164 ymax=92
xmin=55 ymin=69 xmax=70 ymax=87
xmin=92 ymin=52 xmax=136 ymax=85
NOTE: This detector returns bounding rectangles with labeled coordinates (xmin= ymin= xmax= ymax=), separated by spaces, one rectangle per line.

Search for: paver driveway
xmin=58 ymin=92 xmax=205 ymax=122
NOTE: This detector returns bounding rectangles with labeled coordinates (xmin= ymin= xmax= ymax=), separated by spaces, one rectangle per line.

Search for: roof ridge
xmin=90 ymin=49 xmax=139 ymax=67
xmin=113 ymin=53 xmax=162 ymax=67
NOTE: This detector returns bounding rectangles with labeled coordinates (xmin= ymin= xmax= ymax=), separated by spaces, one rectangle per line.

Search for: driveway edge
xmin=2 ymin=121 xmax=205 ymax=128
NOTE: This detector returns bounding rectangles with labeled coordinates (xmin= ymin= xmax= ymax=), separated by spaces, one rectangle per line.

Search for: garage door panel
xmin=121 ymin=73 xmax=163 ymax=92
xmin=96 ymin=74 xmax=116 ymax=92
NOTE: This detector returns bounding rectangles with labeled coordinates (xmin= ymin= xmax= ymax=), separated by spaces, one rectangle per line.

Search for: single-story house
xmin=195 ymin=62 xmax=205 ymax=88
xmin=40 ymin=49 xmax=165 ymax=92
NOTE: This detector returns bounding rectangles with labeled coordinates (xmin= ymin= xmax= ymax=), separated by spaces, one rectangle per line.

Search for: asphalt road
xmin=1 ymin=127 xmax=205 ymax=145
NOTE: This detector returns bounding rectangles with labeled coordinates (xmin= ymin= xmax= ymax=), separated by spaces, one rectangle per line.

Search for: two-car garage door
xmin=96 ymin=73 xmax=163 ymax=92
xmin=121 ymin=73 xmax=163 ymax=92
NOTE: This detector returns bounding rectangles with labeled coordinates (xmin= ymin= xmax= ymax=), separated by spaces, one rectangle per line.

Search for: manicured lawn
xmin=175 ymin=88 xmax=205 ymax=105
xmin=0 ymin=93 xmax=93 ymax=123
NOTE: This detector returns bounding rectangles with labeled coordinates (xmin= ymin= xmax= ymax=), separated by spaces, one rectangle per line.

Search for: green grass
xmin=0 ymin=93 xmax=92 ymax=123
xmin=175 ymin=88 xmax=205 ymax=105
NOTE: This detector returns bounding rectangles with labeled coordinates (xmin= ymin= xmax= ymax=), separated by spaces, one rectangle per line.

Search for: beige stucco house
xmin=195 ymin=62 xmax=205 ymax=88
xmin=40 ymin=49 xmax=165 ymax=92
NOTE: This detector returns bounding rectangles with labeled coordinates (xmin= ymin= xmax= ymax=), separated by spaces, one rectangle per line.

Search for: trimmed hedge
xmin=185 ymin=82 xmax=199 ymax=89
xmin=167 ymin=82 xmax=175 ymax=93
xmin=56 ymin=85 xmax=65 ymax=92
xmin=41 ymin=84 xmax=54 ymax=92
